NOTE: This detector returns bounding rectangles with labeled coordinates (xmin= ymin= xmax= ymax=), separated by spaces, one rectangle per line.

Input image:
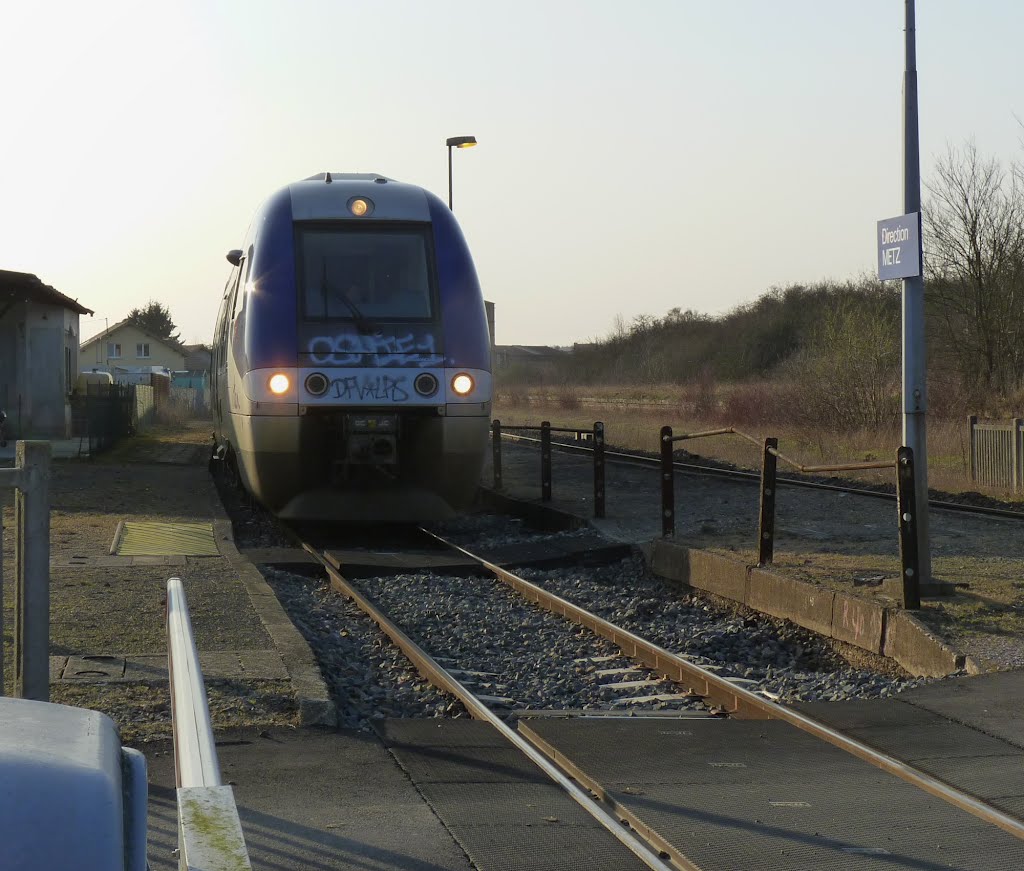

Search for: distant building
xmin=81 ymin=319 xmax=187 ymax=374
xmin=183 ymin=343 xmax=212 ymax=374
xmin=493 ymin=345 xmax=568 ymax=369
xmin=0 ymin=269 xmax=94 ymax=438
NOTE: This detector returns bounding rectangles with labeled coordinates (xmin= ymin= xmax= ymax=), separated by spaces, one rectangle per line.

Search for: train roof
xmin=287 ymin=172 xmax=433 ymax=222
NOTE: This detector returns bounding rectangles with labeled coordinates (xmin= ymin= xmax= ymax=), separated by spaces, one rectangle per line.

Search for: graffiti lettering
xmin=308 ymin=332 xmax=437 ymax=366
xmin=330 ymin=375 xmax=409 ymax=402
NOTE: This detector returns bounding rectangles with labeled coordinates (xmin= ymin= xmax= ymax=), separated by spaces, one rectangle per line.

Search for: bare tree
xmin=924 ymin=142 xmax=1024 ymax=394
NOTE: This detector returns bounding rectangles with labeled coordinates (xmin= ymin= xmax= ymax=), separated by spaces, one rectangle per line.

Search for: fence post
xmin=540 ymin=421 xmax=552 ymax=502
xmin=896 ymin=446 xmax=921 ymax=610
xmin=14 ymin=441 xmax=51 ymax=701
xmin=593 ymin=421 xmax=605 ymax=518
xmin=1013 ymin=418 xmax=1021 ymax=493
xmin=660 ymin=426 xmax=674 ymax=537
xmin=967 ymin=414 xmax=977 ymax=483
xmin=491 ymin=420 xmax=503 ymax=490
xmin=757 ymin=437 xmax=778 ymax=566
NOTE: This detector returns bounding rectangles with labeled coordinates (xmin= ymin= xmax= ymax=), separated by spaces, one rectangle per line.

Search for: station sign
xmin=877 ymin=212 xmax=921 ymax=280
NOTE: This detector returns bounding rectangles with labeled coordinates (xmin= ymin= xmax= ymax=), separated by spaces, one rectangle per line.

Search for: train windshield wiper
xmin=321 ymin=261 xmax=377 ymax=334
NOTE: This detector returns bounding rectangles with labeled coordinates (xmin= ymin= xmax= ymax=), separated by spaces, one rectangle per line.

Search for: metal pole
xmin=660 ymin=426 xmax=674 ymax=537
xmin=0 ymin=504 xmax=4 ymax=696
xmin=967 ymin=414 xmax=978 ymax=483
xmin=447 ymin=145 xmax=453 ymax=209
xmin=491 ymin=419 xmax=503 ymax=490
xmin=593 ymin=421 xmax=605 ymax=518
xmin=540 ymin=421 xmax=552 ymax=502
xmin=1012 ymin=417 xmax=1021 ymax=493
xmin=902 ymin=0 xmax=931 ymax=582
xmin=896 ymin=447 xmax=921 ymax=609
xmin=14 ymin=441 xmax=50 ymax=701
xmin=757 ymin=438 xmax=778 ymax=566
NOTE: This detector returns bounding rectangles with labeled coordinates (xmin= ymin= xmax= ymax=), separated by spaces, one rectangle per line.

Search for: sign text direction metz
xmin=877 ymin=212 xmax=921 ymax=281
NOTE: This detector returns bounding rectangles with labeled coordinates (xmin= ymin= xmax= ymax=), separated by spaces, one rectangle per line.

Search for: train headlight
xmin=268 ymin=373 xmax=291 ymax=395
xmin=451 ymin=373 xmax=474 ymax=396
xmin=348 ymin=197 xmax=373 ymax=217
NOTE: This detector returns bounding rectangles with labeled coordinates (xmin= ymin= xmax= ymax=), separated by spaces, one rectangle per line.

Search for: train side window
xmin=229 ymin=265 xmax=244 ymax=320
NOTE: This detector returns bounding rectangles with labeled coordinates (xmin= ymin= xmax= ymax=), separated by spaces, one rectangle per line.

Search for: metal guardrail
xmin=969 ymin=415 xmax=1023 ymax=491
xmin=167 ymin=577 xmax=252 ymax=870
xmin=491 ymin=420 xmax=605 ymax=517
xmin=0 ymin=441 xmax=51 ymax=700
xmin=660 ymin=426 xmax=920 ymax=609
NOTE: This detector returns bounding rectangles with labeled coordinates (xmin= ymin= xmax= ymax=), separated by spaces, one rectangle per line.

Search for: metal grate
xmin=114 ymin=521 xmax=219 ymax=557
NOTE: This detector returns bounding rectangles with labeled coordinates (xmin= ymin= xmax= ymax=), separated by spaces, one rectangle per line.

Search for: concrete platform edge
xmin=650 ymin=539 xmax=969 ymax=678
xmin=213 ymin=518 xmax=336 ymax=726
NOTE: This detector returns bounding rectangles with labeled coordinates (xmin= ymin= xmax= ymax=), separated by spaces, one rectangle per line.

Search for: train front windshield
xmin=298 ymin=226 xmax=434 ymax=322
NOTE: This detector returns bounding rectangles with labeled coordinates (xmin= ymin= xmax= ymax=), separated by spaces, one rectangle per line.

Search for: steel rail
xmin=422 ymin=530 xmax=1024 ymax=843
xmin=301 ymin=545 xmax=680 ymax=871
xmin=500 ymin=431 xmax=1024 ymax=520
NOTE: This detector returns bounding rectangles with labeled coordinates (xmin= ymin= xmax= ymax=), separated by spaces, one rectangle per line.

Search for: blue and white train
xmin=211 ymin=172 xmax=492 ymax=522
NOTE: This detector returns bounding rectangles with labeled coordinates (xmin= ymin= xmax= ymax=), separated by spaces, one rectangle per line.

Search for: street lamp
xmin=446 ymin=135 xmax=477 ymax=210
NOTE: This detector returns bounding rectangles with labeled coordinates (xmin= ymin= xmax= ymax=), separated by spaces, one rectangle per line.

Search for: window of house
xmin=108 ymin=342 xmax=122 ymax=358
xmin=137 ymin=343 xmax=150 ymax=358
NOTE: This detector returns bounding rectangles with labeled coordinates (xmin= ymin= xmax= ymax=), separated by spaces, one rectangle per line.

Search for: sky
xmin=2 ymin=1 xmax=1023 ymax=348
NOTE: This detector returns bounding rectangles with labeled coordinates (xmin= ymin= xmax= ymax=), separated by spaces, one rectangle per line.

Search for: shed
xmin=0 ymin=270 xmax=94 ymax=438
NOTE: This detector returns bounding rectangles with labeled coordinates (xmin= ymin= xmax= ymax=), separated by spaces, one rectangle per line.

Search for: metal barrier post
xmin=757 ymin=437 xmax=777 ymax=566
xmin=896 ymin=446 xmax=921 ymax=609
xmin=0 ymin=505 xmax=4 ymax=694
xmin=593 ymin=421 xmax=605 ymax=518
xmin=540 ymin=421 xmax=552 ymax=501
xmin=660 ymin=426 xmax=674 ymax=537
xmin=968 ymin=414 xmax=977 ymax=483
xmin=491 ymin=419 xmax=503 ymax=490
xmin=14 ymin=441 xmax=51 ymax=701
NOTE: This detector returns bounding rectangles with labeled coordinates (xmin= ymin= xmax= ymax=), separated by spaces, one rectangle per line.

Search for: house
xmin=80 ymin=319 xmax=186 ymax=376
xmin=0 ymin=269 xmax=94 ymax=438
xmin=183 ymin=343 xmax=212 ymax=374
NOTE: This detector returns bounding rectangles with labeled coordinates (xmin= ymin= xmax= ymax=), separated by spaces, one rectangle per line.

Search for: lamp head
xmin=446 ymin=135 xmax=478 ymax=148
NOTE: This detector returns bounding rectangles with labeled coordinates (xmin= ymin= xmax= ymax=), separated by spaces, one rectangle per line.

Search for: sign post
xmin=879 ymin=0 xmax=931 ymax=587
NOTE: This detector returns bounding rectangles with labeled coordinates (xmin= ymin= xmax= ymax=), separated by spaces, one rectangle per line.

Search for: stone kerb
xmin=747 ymin=568 xmax=835 ymax=638
xmin=831 ymin=592 xmax=886 ymax=655
xmin=884 ymin=610 xmax=967 ymax=678
xmin=648 ymin=539 xmax=965 ymax=678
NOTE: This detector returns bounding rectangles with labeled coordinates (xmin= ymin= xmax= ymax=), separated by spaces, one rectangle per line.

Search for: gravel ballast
xmin=264 ymin=513 xmax=929 ymax=732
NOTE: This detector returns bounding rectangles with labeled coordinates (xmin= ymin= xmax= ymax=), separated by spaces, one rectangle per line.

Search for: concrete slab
xmin=898 ymin=671 xmax=1024 ymax=749
xmin=142 ymin=727 xmax=476 ymax=870
xmin=520 ymin=717 xmax=1024 ymax=870
xmin=374 ymin=719 xmax=654 ymax=870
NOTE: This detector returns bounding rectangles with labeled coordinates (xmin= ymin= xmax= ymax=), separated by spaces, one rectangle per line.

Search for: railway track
xmin=502 ymin=430 xmax=1024 ymax=521
xmin=289 ymin=524 xmax=1024 ymax=868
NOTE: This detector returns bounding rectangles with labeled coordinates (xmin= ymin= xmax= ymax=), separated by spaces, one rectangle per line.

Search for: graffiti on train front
xmin=328 ymin=375 xmax=410 ymax=402
xmin=307 ymin=332 xmax=438 ymax=366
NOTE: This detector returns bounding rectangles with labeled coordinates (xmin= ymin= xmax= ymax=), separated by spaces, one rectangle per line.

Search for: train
xmin=211 ymin=172 xmax=492 ymax=522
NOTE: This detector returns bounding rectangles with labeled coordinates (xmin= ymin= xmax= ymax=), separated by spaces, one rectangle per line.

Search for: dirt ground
xmin=2 ymin=421 xmax=298 ymax=741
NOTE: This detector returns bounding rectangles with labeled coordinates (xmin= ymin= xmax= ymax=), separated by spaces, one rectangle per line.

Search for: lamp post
xmin=446 ymin=135 xmax=477 ymax=209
